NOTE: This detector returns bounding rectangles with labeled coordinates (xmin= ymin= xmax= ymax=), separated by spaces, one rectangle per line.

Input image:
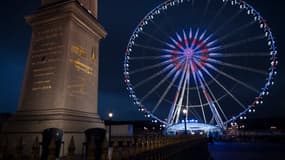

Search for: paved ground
xmin=208 ymin=142 xmax=285 ymax=160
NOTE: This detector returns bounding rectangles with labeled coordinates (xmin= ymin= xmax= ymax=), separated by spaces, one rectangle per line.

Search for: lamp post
xmin=108 ymin=112 xmax=113 ymax=160
xmin=108 ymin=112 xmax=113 ymax=147
xmin=182 ymin=108 xmax=187 ymax=135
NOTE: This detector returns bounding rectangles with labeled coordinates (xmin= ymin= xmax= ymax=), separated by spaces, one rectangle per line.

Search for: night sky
xmin=0 ymin=0 xmax=284 ymax=121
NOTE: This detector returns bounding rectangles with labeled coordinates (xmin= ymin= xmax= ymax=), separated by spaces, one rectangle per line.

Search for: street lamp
xmin=182 ymin=108 xmax=187 ymax=135
xmin=108 ymin=112 xmax=113 ymax=147
xmin=108 ymin=112 xmax=113 ymax=160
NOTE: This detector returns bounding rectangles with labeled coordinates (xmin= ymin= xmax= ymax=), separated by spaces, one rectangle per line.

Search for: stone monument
xmin=1 ymin=0 xmax=107 ymax=155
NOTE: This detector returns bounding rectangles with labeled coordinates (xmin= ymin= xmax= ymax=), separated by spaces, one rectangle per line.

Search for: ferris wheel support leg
xmin=167 ymin=63 xmax=188 ymax=125
xmin=195 ymin=70 xmax=225 ymax=130
xmin=174 ymin=67 xmax=188 ymax=124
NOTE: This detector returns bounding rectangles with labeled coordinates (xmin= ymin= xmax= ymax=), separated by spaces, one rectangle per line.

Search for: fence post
xmin=0 ymin=137 xmax=8 ymax=160
xmin=129 ymin=138 xmax=136 ymax=159
xmin=121 ymin=139 xmax=129 ymax=160
xmin=111 ymin=139 xmax=119 ymax=160
xmin=100 ymin=140 xmax=108 ymax=160
xmin=15 ymin=136 xmax=24 ymax=160
xmin=32 ymin=136 xmax=40 ymax=160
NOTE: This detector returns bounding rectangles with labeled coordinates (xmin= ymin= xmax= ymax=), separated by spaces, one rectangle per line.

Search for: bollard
xmin=41 ymin=128 xmax=63 ymax=160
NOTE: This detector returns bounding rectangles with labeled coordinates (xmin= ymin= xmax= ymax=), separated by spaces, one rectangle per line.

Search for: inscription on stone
xmin=71 ymin=45 xmax=87 ymax=57
xmin=30 ymin=25 xmax=64 ymax=91
xmin=68 ymin=43 xmax=98 ymax=96
xmin=32 ymin=26 xmax=63 ymax=54
xmin=68 ymin=78 xmax=87 ymax=96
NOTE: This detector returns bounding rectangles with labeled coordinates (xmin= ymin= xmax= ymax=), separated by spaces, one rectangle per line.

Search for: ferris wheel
xmin=123 ymin=0 xmax=278 ymax=133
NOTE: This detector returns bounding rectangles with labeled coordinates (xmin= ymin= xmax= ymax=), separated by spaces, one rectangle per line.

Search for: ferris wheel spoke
xmin=193 ymin=33 xmax=216 ymax=52
xmin=202 ymin=62 xmax=261 ymax=93
xmin=194 ymin=68 xmax=225 ymax=129
xmin=167 ymin=63 xmax=188 ymax=125
xmin=191 ymin=0 xmax=195 ymax=6
xmin=191 ymin=62 xmax=207 ymax=123
xmin=130 ymin=55 xmax=173 ymax=60
xmin=185 ymin=64 xmax=191 ymax=120
xmin=189 ymin=28 xmax=193 ymax=41
xmin=201 ymin=0 xmax=211 ymax=24
xmin=195 ymin=66 xmax=227 ymax=122
xmin=134 ymin=43 xmax=183 ymax=55
xmin=200 ymin=57 xmax=267 ymax=75
xmin=152 ymin=69 xmax=182 ymax=113
xmin=183 ymin=29 xmax=190 ymax=48
xmin=203 ymin=33 xmax=214 ymax=44
xmin=212 ymin=10 xmax=242 ymax=36
xmin=141 ymin=31 xmax=174 ymax=48
xmin=190 ymin=109 xmax=203 ymax=123
xmin=149 ymin=19 xmax=172 ymax=40
xmin=219 ymin=21 xmax=256 ymax=42
xmin=207 ymin=1 xmax=228 ymax=30
xmin=198 ymin=64 xmax=247 ymax=110
xmin=208 ymin=52 xmax=270 ymax=58
xmin=176 ymin=32 xmax=183 ymax=43
xmin=198 ymin=30 xmax=207 ymax=42
xmin=141 ymin=65 xmax=181 ymax=102
xmin=190 ymin=28 xmax=200 ymax=49
xmin=174 ymin=64 xmax=189 ymax=124
xmin=218 ymin=34 xmax=266 ymax=51
xmin=161 ymin=3 xmax=184 ymax=43
xmin=162 ymin=49 xmax=184 ymax=55
xmin=195 ymin=46 xmax=221 ymax=54
xmin=187 ymin=93 xmax=227 ymax=108
xmin=173 ymin=64 xmax=190 ymax=124
xmin=192 ymin=30 xmax=209 ymax=51
xmin=194 ymin=39 xmax=220 ymax=53
xmin=133 ymin=63 xmax=175 ymax=89
xmin=130 ymin=56 xmax=182 ymax=75
xmin=207 ymin=38 xmax=220 ymax=47
xmin=209 ymin=116 xmax=215 ymax=125
xmin=170 ymin=37 xmax=185 ymax=51
xmin=193 ymin=61 xmax=229 ymax=121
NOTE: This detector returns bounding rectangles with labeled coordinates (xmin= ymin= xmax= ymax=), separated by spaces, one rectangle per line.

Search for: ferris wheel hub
xmin=184 ymin=48 xmax=195 ymax=60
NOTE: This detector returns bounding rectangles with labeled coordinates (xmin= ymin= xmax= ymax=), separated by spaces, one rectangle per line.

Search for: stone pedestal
xmin=1 ymin=0 xmax=106 ymax=156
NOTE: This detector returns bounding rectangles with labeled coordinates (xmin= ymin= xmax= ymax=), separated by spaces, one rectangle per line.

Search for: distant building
xmin=105 ymin=120 xmax=162 ymax=136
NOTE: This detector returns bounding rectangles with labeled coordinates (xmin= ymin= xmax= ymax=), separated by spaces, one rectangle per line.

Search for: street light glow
xmin=182 ymin=108 xmax=187 ymax=114
xmin=108 ymin=112 xmax=113 ymax=118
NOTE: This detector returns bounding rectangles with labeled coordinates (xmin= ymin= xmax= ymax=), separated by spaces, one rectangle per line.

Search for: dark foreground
xmin=208 ymin=142 xmax=285 ymax=160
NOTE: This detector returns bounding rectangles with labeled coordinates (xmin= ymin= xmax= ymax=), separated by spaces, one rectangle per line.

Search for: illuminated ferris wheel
xmin=123 ymin=0 xmax=278 ymax=134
